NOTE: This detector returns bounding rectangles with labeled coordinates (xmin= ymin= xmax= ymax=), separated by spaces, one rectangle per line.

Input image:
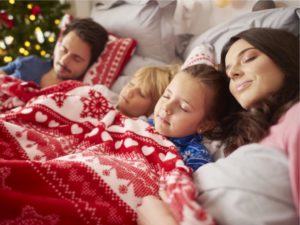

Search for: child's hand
xmin=137 ymin=195 xmax=179 ymax=225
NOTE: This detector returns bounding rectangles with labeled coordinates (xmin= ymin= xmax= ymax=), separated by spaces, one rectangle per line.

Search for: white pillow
xmin=184 ymin=7 xmax=300 ymax=63
xmin=91 ymin=1 xmax=177 ymax=63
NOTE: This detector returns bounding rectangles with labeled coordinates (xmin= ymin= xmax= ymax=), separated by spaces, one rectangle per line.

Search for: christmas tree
xmin=0 ymin=0 xmax=70 ymax=66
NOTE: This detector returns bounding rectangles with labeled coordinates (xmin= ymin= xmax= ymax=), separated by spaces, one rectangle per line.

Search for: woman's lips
xmin=237 ymin=80 xmax=252 ymax=92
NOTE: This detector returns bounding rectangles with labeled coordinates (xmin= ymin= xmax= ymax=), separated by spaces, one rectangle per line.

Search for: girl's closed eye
xmin=180 ymin=106 xmax=189 ymax=112
xmin=180 ymin=103 xmax=190 ymax=112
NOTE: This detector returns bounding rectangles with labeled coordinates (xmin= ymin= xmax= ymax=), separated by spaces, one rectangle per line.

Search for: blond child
xmin=116 ymin=64 xmax=180 ymax=118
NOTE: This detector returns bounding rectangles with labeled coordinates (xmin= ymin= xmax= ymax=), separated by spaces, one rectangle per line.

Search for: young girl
xmin=148 ymin=44 xmax=230 ymax=171
xmin=116 ymin=64 xmax=179 ymax=118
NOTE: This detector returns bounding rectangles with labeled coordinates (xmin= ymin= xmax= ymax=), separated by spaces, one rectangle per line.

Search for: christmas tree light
xmin=0 ymin=0 xmax=70 ymax=66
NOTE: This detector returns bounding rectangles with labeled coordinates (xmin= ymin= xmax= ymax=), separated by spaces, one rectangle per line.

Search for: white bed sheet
xmin=193 ymin=143 xmax=298 ymax=225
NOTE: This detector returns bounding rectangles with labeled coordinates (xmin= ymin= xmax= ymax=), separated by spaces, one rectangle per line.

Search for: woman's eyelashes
xmin=241 ymin=51 xmax=258 ymax=64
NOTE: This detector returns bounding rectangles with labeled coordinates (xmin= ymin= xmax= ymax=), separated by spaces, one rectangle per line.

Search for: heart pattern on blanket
xmin=159 ymin=153 xmax=165 ymax=161
xmin=164 ymin=152 xmax=177 ymax=161
xmin=87 ymin=128 xmax=99 ymax=137
xmin=71 ymin=124 xmax=83 ymax=134
xmin=35 ymin=111 xmax=47 ymax=123
xmin=176 ymin=160 xmax=189 ymax=171
xmin=115 ymin=140 xmax=123 ymax=149
xmin=142 ymin=146 xmax=155 ymax=156
xmin=124 ymin=138 xmax=138 ymax=148
xmin=101 ymin=131 xmax=112 ymax=141
xmin=21 ymin=108 xmax=33 ymax=114
xmin=48 ymin=120 xmax=59 ymax=128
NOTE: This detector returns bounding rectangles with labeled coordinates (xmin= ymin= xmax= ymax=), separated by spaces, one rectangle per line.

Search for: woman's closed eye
xmin=241 ymin=51 xmax=258 ymax=64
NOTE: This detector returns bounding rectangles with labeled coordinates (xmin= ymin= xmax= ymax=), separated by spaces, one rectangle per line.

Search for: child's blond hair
xmin=131 ymin=64 xmax=180 ymax=112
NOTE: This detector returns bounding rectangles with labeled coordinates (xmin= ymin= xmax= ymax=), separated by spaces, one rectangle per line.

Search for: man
xmin=0 ymin=18 xmax=108 ymax=88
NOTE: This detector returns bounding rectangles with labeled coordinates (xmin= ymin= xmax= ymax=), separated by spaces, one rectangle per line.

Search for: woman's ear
xmin=197 ymin=120 xmax=216 ymax=133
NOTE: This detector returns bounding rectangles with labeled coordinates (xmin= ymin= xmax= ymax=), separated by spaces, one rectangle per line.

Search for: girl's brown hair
xmin=182 ymin=64 xmax=233 ymax=134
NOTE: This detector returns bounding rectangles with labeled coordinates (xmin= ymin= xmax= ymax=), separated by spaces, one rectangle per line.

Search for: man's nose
xmin=60 ymin=53 xmax=71 ymax=66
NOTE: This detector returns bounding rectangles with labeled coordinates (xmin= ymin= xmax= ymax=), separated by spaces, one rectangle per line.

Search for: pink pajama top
xmin=260 ymin=102 xmax=300 ymax=214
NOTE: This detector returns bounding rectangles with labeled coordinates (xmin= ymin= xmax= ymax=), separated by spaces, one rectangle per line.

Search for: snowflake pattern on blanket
xmin=0 ymin=77 xmax=215 ymax=225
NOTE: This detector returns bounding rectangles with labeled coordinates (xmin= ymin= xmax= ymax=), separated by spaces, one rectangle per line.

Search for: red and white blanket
xmin=0 ymin=76 xmax=214 ymax=225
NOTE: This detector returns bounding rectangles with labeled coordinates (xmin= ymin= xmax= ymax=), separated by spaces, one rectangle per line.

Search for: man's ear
xmin=197 ymin=120 xmax=216 ymax=133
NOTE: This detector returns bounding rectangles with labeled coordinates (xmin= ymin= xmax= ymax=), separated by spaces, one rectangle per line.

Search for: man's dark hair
xmin=63 ymin=18 xmax=108 ymax=66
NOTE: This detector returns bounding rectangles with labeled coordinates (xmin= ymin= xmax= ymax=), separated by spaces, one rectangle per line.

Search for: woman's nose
xmin=227 ymin=64 xmax=243 ymax=80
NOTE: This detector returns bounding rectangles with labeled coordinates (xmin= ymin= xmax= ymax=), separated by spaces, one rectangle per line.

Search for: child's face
xmin=153 ymin=72 xmax=215 ymax=138
xmin=117 ymin=79 xmax=153 ymax=117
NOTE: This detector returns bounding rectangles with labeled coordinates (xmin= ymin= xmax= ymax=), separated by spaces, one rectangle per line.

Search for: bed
xmin=0 ymin=1 xmax=299 ymax=224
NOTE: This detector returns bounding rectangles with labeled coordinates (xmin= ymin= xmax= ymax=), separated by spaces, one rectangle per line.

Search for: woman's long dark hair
xmin=218 ymin=28 xmax=299 ymax=154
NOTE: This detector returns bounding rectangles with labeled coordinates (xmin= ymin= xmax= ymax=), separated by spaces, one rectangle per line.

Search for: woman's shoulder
xmin=281 ymin=101 xmax=300 ymax=119
xmin=260 ymin=101 xmax=299 ymax=150
xmin=194 ymin=143 xmax=298 ymax=225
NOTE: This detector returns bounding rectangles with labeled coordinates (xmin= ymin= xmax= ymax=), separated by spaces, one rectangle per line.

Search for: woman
xmin=137 ymin=28 xmax=299 ymax=225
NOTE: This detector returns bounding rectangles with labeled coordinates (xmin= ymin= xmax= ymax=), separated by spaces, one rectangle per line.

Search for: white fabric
xmin=91 ymin=1 xmax=177 ymax=63
xmin=93 ymin=0 xmax=174 ymax=10
xmin=92 ymin=84 xmax=119 ymax=106
xmin=173 ymin=0 xmax=204 ymax=36
xmin=193 ymin=143 xmax=299 ymax=225
xmin=181 ymin=43 xmax=215 ymax=70
xmin=184 ymin=7 xmax=300 ymax=63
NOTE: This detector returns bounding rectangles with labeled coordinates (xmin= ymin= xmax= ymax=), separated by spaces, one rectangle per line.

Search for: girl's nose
xmin=162 ymin=103 xmax=172 ymax=116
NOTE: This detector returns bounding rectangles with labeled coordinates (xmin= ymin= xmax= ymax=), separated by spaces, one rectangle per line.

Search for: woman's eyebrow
xmin=226 ymin=47 xmax=256 ymax=72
